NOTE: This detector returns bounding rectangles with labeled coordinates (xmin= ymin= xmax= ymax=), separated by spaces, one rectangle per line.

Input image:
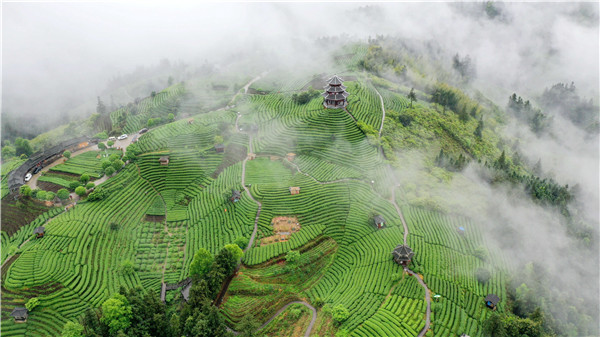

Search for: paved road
xmin=27 ymin=132 xmax=138 ymax=192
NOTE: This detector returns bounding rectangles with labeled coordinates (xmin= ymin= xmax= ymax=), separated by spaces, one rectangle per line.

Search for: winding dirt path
xmin=390 ymin=186 xmax=431 ymax=336
xmin=374 ymin=87 xmax=386 ymax=137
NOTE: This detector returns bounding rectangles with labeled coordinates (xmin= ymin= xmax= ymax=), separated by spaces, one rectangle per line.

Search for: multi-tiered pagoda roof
xmin=322 ymin=75 xmax=349 ymax=109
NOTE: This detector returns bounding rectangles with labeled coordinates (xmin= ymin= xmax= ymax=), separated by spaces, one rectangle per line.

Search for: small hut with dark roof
xmin=215 ymin=144 xmax=225 ymax=153
xmin=158 ymin=156 xmax=170 ymax=166
xmin=10 ymin=307 xmax=28 ymax=322
xmin=322 ymin=75 xmax=349 ymax=109
xmin=231 ymin=190 xmax=241 ymax=203
xmin=34 ymin=226 xmax=45 ymax=238
xmin=392 ymin=244 xmax=414 ymax=266
xmin=484 ymin=294 xmax=500 ymax=310
xmin=373 ymin=215 xmax=386 ymax=229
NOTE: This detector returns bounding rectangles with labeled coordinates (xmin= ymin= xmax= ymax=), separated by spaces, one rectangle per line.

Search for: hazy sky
xmin=3 ymin=2 xmax=598 ymax=130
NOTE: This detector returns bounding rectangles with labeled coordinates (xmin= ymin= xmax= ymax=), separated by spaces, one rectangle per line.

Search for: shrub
xmin=112 ymin=159 xmax=124 ymax=171
xmin=69 ymin=181 xmax=81 ymax=190
xmin=224 ymin=244 xmax=243 ymax=262
xmin=332 ymin=304 xmax=350 ymax=325
xmin=234 ymin=236 xmax=249 ymax=250
xmin=20 ymin=185 xmax=32 ymax=197
xmin=87 ymin=187 xmax=107 ymax=201
xmin=102 ymin=160 xmax=112 ymax=169
xmin=104 ymin=166 xmax=115 ymax=176
xmin=474 ymin=246 xmax=489 ymax=261
xmin=313 ymin=297 xmax=324 ymax=308
xmin=97 ymin=142 xmax=107 ymax=150
xmin=120 ymin=260 xmax=134 ymax=274
xmin=107 ymin=140 xmax=115 ymax=148
xmin=109 ymin=154 xmax=120 ymax=162
xmin=80 ymin=174 xmax=90 ymax=184
xmin=57 ymin=188 xmax=70 ymax=200
xmin=285 ymin=250 xmax=301 ymax=264
xmin=25 ymin=297 xmax=40 ymax=311
xmin=36 ymin=190 xmax=47 ymax=201
xmin=75 ymin=186 xmax=87 ymax=197
xmin=289 ymin=307 xmax=303 ymax=319
xmin=86 ymin=182 xmax=95 ymax=189
xmin=46 ymin=191 xmax=56 ymax=201
xmin=63 ymin=150 xmax=71 ymax=159
xmin=61 ymin=321 xmax=84 ymax=337
xmin=391 ymin=272 xmax=403 ymax=282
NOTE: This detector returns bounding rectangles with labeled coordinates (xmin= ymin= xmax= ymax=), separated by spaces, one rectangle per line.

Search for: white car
xmin=24 ymin=173 xmax=32 ymax=182
xmin=117 ymin=134 xmax=128 ymax=140
xmin=108 ymin=136 xmax=116 ymax=141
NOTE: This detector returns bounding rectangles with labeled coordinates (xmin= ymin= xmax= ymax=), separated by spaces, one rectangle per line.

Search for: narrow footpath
xmin=221 ymin=74 xmax=317 ymax=336
xmin=376 ymin=84 xmax=431 ymax=336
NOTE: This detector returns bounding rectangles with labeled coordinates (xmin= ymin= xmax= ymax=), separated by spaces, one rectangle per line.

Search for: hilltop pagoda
xmin=322 ymin=75 xmax=349 ymax=109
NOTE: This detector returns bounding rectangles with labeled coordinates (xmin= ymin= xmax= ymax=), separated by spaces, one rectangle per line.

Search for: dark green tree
xmin=100 ymin=294 xmax=132 ymax=335
xmin=407 ymin=88 xmax=417 ymax=109
xmin=483 ymin=313 xmax=508 ymax=337
xmin=97 ymin=97 xmax=107 ymax=115
xmin=189 ymin=248 xmax=214 ymax=279
xmin=238 ymin=314 xmax=260 ymax=337
xmin=14 ymin=137 xmax=33 ymax=157
xmin=475 ymin=118 xmax=484 ymax=139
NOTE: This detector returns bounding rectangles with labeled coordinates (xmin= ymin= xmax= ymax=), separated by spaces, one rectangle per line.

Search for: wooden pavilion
xmin=392 ymin=244 xmax=414 ymax=266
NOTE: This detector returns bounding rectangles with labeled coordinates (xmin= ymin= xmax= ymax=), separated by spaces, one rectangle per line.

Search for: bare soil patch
xmin=261 ymin=216 xmax=301 ymax=246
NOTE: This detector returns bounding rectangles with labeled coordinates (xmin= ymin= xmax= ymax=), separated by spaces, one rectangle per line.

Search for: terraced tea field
xmin=1 ymin=65 xmax=509 ymax=337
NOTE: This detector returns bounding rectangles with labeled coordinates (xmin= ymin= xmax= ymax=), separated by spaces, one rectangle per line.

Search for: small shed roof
xmin=10 ymin=307 xmax=28 ymax=318
xmin=33 ymin=226 xmax=45 ymax=234
xmin=392 ymin=244 xmax=414 ymax=261
xmin=215 ymin=144 xmax=225 ymax=149
xmin=374 ymin=215 xmax=385 ymax=224
xmin=232 ymin=190 xmax=241 ymax=198
xmin=484 ymin=294 xmax=500 ymax=305
xmin=159 ymin=156 xmax=170 ymax=161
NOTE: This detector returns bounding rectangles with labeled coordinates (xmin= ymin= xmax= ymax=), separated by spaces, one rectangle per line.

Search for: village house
xmin=34 ymin=226 xmax=45 ymax=239
xmin=159 ymin=156 xmax=170 ymax=166
xmin=373 ymin=215 xmax=386 ymax=229
xmin=215 ymin=144 xmax=225 ymax=153
xmin=289 ymin=187 xmax=300 ymax=195
xmin=484 ymin=294 xmax=500 ymax=310
xmin=231 ymin=190 xmax=241 ymax=203
xmin=10 ymin=307 xmax=28 ymax=322
xmin=286 ymin=153 xmax=296 ymax=162
xmin=248 ymin=153 xmax=256 ymax=160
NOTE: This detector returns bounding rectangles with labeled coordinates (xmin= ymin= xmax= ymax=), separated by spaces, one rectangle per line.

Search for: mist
xmin=4 ymin=2 xmax=597 ymax=142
